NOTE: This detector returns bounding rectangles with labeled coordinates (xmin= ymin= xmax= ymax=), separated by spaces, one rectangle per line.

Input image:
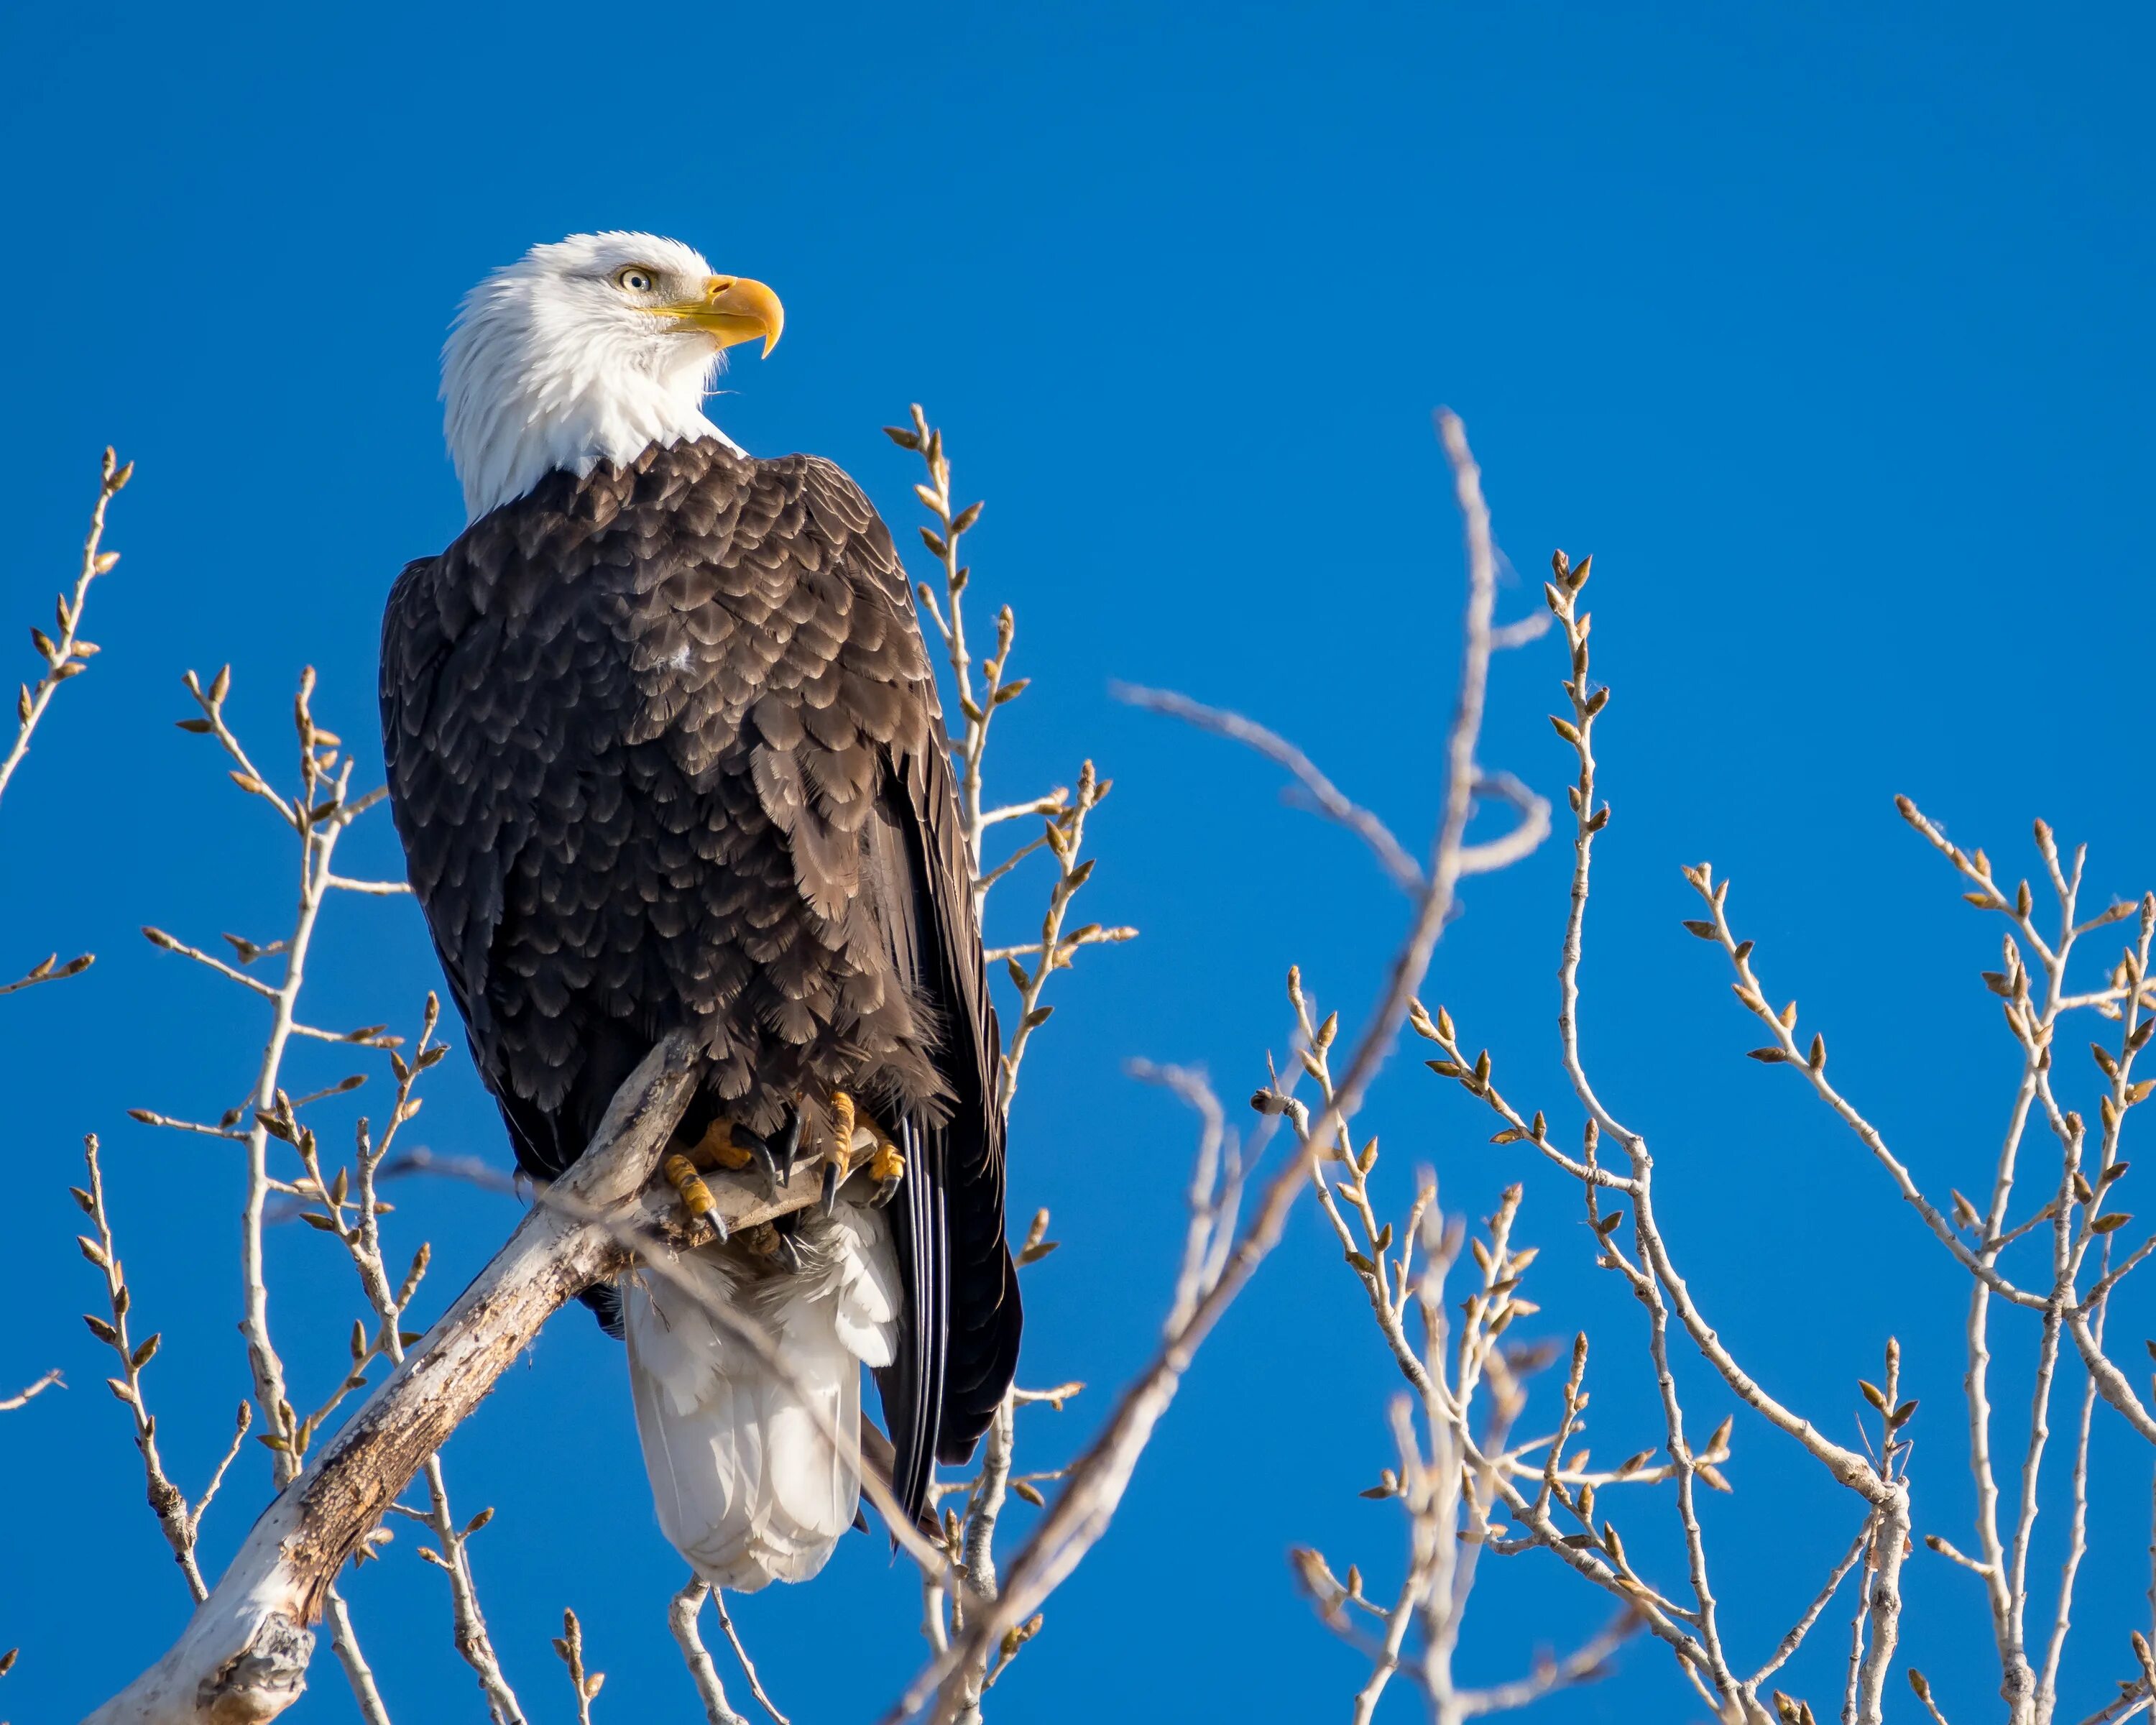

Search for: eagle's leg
xmin=725 ymin=1100 xmax=804 ymax=1192
xmin=864 ymin=1119 xmax=906 ymax=1209
xmin=715 ymin=1120 xmax=785 ymax=1189
xmin=820 ymin=1091 xmax=858 ymax=1215
xmin=816 ymin=1091 xmax=906 ymax=1209
xmin=665 ymin=1116 xmax=779 ymax=1240
xmin=660 ymin=1151 xmax=728 ymax=1244
xmin=690 ymin=1118 xmax=758 ymax=1173
xmin=743 ymin=1214 xmax=805 ymax=1274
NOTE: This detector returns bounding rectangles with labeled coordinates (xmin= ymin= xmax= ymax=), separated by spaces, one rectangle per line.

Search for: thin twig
xmin=73 ymin=1136 xmax=211 ymax=1602
xmin=323 ymin=1589 xmax=392 ymax=1725
xmin=552 ymin=1610 xmax=601 ymax=1725
xmin=134 ymin=667 xmax=424 ymax=1719
xmin=669 ymin=1581 xmax=748 ymax=1725
xmin=1110 ymin=681 xmax=1424 ymax=892
xmin=298 ymin=997 xmax=522 ymax=1721
xmin=712 ymin=1594 xmax=790 ymax=1725
xmin=1460 ymin=1608 xmax=1639 ymax=1716
xmin=1751 ymin=1523 xmax=1874 ymax=1685
xmin=0 ymin=446 xmax=130 ymax=809
xmin=0 ymin=952 xmax=93 ymax=995
xmin=0 ymin=1369 xmax=62 ymax=1412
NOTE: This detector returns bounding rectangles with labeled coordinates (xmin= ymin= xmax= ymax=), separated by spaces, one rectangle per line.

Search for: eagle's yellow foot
xmin=661 ymin=1151 xmax=727 ymax=1243
xmin=867 ymin=1130 xmax=906 ymax=1209
xmin=743 ymin=1218 xmax=804 ymax=1274
xmin=820 ymin=1091 xmax=859 ymax=1214
xmin=691 ymin=1118 xmax=757 ymax=1173
xmin=816 ymin=1091 xmax=905 ymax=1209
xmin=701 ymin=1103 xmax=801 ymax=1191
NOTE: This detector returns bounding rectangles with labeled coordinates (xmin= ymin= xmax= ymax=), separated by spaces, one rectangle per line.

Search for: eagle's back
xmin=387 ymin=441 xmax=930 ymax=1144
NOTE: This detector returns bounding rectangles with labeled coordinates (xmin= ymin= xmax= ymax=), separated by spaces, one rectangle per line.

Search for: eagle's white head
xmin=442 ymin=231 xmax=784 ymax=522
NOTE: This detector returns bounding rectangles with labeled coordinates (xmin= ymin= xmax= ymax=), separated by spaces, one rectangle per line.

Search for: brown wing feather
xmin=380 ymin=440 xmax=1019 ymax=1506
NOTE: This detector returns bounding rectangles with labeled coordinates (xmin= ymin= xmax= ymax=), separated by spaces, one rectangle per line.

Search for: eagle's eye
xmin=616 ymin=267 xmax=656 ymax=293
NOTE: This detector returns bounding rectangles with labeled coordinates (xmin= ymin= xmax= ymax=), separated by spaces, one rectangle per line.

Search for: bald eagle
xmin=379 ymin=232 xmax=1020 ymax=1590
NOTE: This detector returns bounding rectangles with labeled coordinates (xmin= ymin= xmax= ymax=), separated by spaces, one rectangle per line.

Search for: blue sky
xmin=3 ymin=2 xmax=2152 ymax=1720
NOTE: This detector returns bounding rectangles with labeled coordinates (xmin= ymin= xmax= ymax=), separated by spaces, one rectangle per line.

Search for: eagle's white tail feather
xmin=624 ymin=1200 xmax=899 ymax=1592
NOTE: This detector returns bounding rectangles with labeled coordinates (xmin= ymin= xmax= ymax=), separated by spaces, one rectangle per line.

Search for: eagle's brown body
xmin=379 ymin=438 xmax=1019 ymax=1517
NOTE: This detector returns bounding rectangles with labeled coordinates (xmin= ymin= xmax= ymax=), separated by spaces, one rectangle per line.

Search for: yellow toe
xmin=695 ymin=1120 xmax=755 ymax=1172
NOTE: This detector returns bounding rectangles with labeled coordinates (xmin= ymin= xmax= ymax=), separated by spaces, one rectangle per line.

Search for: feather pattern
xmin=380 ymin=438 xmax=1021 ymax=1555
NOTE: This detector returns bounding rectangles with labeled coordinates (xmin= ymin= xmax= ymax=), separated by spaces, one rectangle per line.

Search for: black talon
xmin=770 ymin=1228 xmax=804 ymax=1274
xmin=732 ymin=1126 xmax=782 ymax=1189
xmin=870 ymin=1172 xmax=900 ymax=1208
xmin=819 ymin=1159 xmax=841 ymax=1215
xmin=775 ymin=1104 xmax=804 ymax=1178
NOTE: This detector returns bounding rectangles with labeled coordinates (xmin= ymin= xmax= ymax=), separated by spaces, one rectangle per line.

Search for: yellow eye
xmin=617 ymin=266 xmax=656 ymax=293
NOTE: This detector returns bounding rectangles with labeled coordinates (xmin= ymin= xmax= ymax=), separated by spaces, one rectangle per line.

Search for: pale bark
xmin=84 ymin=1029 xmax=827 ymax=1725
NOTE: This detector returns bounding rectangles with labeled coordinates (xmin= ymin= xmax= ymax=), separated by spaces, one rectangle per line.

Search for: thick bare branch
xmin=86 ymin=1030 xmax=703 ymax=1725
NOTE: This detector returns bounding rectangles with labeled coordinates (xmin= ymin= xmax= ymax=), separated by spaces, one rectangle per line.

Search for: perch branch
xmin=85 ymin=1031 xmax=706 ymax=1725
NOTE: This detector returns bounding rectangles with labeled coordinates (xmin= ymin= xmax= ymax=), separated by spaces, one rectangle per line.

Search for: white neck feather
xmin=441 ymin=249 xmax=740 ymax=523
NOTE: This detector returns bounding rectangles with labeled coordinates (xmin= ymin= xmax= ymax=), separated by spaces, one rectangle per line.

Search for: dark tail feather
xmin=875 ymin=1115 xmax=948 ymax=1524
xmin=578 ymin=1282 xmax=625 ymax=1338
xmin=939 ymin=1253 xmax=1021 ymax=1464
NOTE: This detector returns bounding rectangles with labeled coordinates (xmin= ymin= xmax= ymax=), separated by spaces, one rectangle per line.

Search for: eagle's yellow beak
xmin=655 ymin=275 xmax=784 ymax=356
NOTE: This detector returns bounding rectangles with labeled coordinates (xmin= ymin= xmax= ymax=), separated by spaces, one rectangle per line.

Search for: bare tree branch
xmin=550 ymin=1610 xmax=602 ymax=1725
xmin=1110 ymin=681 xmax=1426 ymax=892
xmin=0 ymin=446 xmax=129 ymax=810
xmin=669 ymin=1580 xmax=750 ymax=1725
xmin=711 ymin=1594 xmax=790 ymax=1725
xmin=37 ymin=398 xmax=2150 ymax=1725
xmin=73 ymin=1136 xmax=213 ymax=1601
xmin=0 ymin=1369 xmax=63 ymax=1412
xmin=888 ymin=408 xmax=1549 ymax=1724
xmin=86 ymin=1030 xmax=704 ymax=1725
xmin=1 ymin=447 xmax=130 ymax=996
